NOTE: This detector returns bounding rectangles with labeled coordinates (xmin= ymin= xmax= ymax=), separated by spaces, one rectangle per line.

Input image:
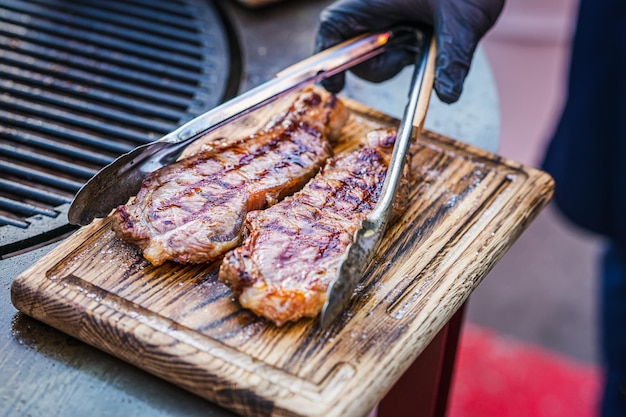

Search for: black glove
xmin=314 ymin=0 xmax=505 ymax=103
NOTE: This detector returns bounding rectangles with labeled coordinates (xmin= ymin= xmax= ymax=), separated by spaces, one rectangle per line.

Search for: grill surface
xmin=0 ymin=0 xmax=239 ymax=256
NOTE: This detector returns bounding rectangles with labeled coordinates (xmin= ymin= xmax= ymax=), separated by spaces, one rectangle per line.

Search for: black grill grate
xmin=0 ymin=0 xmax=238 ymax=254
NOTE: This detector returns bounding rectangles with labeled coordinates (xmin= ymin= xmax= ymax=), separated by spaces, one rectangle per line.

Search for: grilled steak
xmin=111 ymin=88 xmax=349 ymax=266
xmin=219 ymin=129 xmax=410 ymax=326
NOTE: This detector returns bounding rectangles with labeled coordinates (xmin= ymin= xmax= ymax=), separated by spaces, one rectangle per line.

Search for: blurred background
xmin=449 ymin=0 xmax=604 ymax=415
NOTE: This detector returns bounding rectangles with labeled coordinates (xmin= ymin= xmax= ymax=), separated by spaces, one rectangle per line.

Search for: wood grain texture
xmin=10 ymin=94 xmax=554 ymax=417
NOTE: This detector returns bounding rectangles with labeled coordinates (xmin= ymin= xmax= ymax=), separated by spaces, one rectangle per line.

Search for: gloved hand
xmin=314 ymin=0 xmax=505 ymax=103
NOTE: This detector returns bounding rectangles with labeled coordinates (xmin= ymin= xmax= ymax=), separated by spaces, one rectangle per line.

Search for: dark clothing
xmin=541 ymin=0 xmax=626 ymax=415
xmin=542 ymin=0 xmax=626 ymax=246
xmin=601 ymin=244 xmax=626 ymax=417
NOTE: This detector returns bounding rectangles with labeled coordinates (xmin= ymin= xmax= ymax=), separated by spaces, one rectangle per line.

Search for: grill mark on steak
xmin=111 ymin=88 xmax=349 ymax=266
xmin=219 ymin=129 xmax=410 ymax=326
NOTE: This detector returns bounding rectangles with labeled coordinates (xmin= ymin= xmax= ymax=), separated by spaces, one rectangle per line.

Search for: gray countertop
xmin=0 ymin=1 xmax=499 ymax=416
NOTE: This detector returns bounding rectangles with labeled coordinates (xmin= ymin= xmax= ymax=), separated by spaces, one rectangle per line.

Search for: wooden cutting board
xmin=10 ymin=94 xmax=554 ymax=417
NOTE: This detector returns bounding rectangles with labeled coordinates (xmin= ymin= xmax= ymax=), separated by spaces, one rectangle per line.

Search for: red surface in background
xmin=447 ymin=324 xmax=602 ymax=417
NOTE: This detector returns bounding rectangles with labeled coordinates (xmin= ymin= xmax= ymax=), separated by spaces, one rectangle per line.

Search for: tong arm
xmin=320 ymin=28 xmax=436 ymax=329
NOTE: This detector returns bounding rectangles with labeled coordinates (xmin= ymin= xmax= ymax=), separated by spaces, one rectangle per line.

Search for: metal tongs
xmin=68 ymin=27 xmax=422 ymax=226
xmin=320 ymin=28 xmax=436 ymax=329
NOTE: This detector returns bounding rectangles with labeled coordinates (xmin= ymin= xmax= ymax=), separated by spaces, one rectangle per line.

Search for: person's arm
xmin=314 ymin=0 xmax=505 ymax=103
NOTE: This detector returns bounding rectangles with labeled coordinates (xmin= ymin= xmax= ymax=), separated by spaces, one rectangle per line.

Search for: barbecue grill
xmin=0 ymin=0 xmax=239 ymax=257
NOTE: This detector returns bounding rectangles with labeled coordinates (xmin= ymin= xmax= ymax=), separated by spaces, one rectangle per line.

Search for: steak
xmin=111 ymin=88 xmax=349 ymax=266
xmin=219 ymin=129 xmax=410 ymax=326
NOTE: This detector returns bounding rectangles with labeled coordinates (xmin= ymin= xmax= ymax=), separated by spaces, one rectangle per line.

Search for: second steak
xmin=219 ymin=129 xmax=410 ymax=326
